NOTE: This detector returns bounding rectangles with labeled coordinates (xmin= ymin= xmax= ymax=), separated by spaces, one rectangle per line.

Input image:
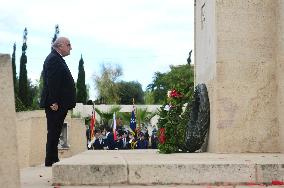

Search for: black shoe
xmin=45 ymin=158 xmax=60 ymax=167
xmin=53 ymin=159 xmax=60 ymax=164
xmin=45 ymin=162 xmax=53 ymax=167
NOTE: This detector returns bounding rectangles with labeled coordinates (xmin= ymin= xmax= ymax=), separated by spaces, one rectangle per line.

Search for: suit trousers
xmin=45 ymin=107 xmax=68 ymax=165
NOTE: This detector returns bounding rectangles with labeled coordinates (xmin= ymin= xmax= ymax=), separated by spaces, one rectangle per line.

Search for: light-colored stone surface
xmin=16 ymin=110 xmax=87 ymax=168
xmin=255 ymin=163 xmax=284 ymax=184
xmin=276 ymin=0 xmax=284 ymax=154
xmin=195 ymin=0 xmax=283 ymax=153
xmin=0 ymin=54 xmax=20 ymax=187
xmin=17 ymin=113 xmax=32 ymax=168
xmin=29 ymin=115 xmax=48 ymax=166
xmin=52 ymin=150 xmax=284 ymax=186
xmin=21 ymin=151 xmax=284 ymax=187
xmin=21 ymin=165 xmax=52 ymax=188
xmin=17 ymin=111 xmax=48 ymax=168
xmin=21 ymin=162 xmax=236 ymax=188
xmin=128 ymin=159 xmax=254 ymax=185
xmin=194 ymin=0 xmax=216 ymax=84
xmin=59 ymin=117 xmax=87 ymax=158
xmin=53 ymin=150 xmax=128 ymax=185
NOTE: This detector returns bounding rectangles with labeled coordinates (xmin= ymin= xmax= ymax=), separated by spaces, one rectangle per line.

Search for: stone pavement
xmin=20 ymin=150 xmax=284 ymax=188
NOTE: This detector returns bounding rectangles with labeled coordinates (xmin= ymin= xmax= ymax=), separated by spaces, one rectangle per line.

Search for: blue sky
xmin=0 ymin=0 xmax=194 ymax=100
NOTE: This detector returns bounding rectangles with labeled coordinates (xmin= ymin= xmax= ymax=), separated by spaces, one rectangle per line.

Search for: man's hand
xmin=50 ymin=103 xmax=58 ymax=111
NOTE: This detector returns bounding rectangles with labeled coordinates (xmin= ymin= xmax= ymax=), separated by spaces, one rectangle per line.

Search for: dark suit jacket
xmin=137 ymin=139 xmax=148 ymax=149
xmin=40 ymin=49 xmax=76 ymax=110
xmin=105 ymin=132 xmax=115 ymax=150
xmin=94 ymin=138 xmax=104 ymax=150
xmin=115 ymin=139 xmax=123 ymax=149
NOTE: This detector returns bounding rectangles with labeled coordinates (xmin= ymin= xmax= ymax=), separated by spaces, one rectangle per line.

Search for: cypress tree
xmin=39 ymin=24 xmax=60 ymax=99
xmin=51 ymin=24 xmax=59 ymax=50
xmin=12 ymin=43 xmax=17 ymax=94
xmin=76 ymin=55 xmax=87 ymax=104
xmin=18 ymin=27 xmax=28 ymax=107
xmin=39 ymin=24 xmax=60 ymax=97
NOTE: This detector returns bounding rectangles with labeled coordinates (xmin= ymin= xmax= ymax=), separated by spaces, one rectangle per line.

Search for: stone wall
xmin=59 ymin=116 xmax=87 ymax=158
xmin=16 ymin=111 xmax=47 ymax=167
xmin=16 ymin=110 xmax=87 ymax=168
xmin=0 ymin=54 xmax=20 ymax=187
xmin=195 ymin=0 xmax=282 ymax=153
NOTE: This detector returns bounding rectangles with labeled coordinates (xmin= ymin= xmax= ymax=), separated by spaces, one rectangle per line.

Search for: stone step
xmin=52 ymin=150 xmax=284 ymax=186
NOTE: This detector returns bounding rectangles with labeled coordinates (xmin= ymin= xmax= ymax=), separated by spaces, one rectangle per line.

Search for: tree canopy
xmin=146 ymin=64 xmax=194 ymax=104
xmin=93 ymin=63 xmax=123 ymax=104
xmin=117 ymin=81 xmax=144 ymax=104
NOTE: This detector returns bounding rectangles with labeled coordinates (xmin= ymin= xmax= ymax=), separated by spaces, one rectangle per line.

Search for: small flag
xmin=90 ymin=108 xmax=95 ymax=140
xmin=88 ymin=105 xmax=96 ymax=149
xmin=113 ymin=112 xmax=117 ymax=140
xmin=130 ymin=109 xmax=136 ymax=133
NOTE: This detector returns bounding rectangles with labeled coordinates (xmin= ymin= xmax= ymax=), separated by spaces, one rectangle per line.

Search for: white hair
xmin=52 ymin=37 xmax=69 ymax=49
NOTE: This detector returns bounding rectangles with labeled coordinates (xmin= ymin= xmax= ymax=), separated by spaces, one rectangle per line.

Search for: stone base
xmin=52 ymin=150 xmax=284 ymax=186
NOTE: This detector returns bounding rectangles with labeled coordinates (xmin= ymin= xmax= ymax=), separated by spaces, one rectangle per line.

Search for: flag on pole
xmin=88 ymin=105 xmax=96 ymax=149
xmin=90 ymin=107 xmax=95 ymax=140
xmin=130 ymin=110 xmax=136 ymax=135
xmin=113 ymin=112 xmax=117 ymax=140
xmin=130 ymin=104 xmax=136 ymax=133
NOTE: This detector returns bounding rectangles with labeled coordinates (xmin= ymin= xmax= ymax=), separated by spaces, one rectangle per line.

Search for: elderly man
xmin=40 ymin=37 xmax=76 ymax=167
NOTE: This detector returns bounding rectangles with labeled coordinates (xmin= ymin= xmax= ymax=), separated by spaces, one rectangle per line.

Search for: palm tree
xmin=95 ymin=106 xmax=121 ymax=129
xmin=118 ymin=108 xmax=157 ymax=131
xmin=136 ymin=108 xmax=157 ymax=130
xmin=117 ymin=111 xmax=131 ymax=125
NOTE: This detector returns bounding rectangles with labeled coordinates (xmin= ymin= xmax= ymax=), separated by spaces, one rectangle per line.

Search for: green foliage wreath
xmin=157 ymin=84 xmax=210 ymax=154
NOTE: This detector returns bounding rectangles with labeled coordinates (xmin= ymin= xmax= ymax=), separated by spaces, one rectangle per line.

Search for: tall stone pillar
xmin=0 ymin=54 xmax=20 ymax=187
xmin=277 ymin=0 xmax=284 ymax=153
xmin=195 ymin=0 xmax=280 ymax=153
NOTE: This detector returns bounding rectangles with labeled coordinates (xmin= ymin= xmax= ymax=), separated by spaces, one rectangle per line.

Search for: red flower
xmin=159 ymin=128 xmax=166 ymax=144
xmin=168 ymin=89 xmax=182 ymax=98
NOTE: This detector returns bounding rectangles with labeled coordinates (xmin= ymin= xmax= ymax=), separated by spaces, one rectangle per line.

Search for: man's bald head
xmin=52 ymin=37 xmax=69 ymax=48
xmin=52 ymin=37 xmax=72 ymax=57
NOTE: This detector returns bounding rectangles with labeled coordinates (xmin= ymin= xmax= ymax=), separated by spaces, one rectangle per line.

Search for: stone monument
xmin=194 ymin=0 xmax=284 ymax=153
xmin=0 ymin=54 xmax=20 ymax=187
